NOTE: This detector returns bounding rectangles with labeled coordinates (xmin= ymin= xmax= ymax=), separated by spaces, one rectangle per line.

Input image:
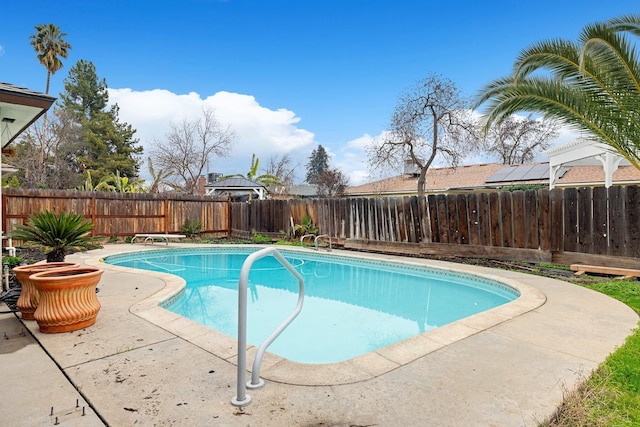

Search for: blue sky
xmin=1 ymin=1 xmax=638 ymax=185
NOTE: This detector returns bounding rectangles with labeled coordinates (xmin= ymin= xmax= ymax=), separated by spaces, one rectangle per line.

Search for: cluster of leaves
xmin=293 ymin=215 xmax=318 ymax=237
xmin=182 ymin=218 xmax=203 ymax=240
xmin=306 ymin=145 xmax=349 ymax=197
xmin=251 ymin=230 xmax=272 ymax=244
xmin=15 ymin=43 xmax=143 ymax=189
xmin=476 ymin=14 xmax=640 ymax=171
xmin=11 ymin=210 xmax=99 ymax=262
xmin=76 ymin=170 xmax=145 ymax=193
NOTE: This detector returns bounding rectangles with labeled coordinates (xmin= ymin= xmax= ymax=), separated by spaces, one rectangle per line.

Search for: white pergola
xmin=204 ymin=177 xmax=267 ymax=200
xmin=545 ymin=138 xmax=631 ymax=189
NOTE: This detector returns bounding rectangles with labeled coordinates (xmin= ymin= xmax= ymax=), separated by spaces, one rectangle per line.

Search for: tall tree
xmin=29 ymin=23 xmax=71 ymax=178
xmin=13 ymin=108 xmax=83 ymax=189
xmin=367 ymin=74 xmax=478 ymax=198
xmin=60 ymin=60 xmax=143 ymax=184
xmin=316 ymin=168 xmax=349 ymax=198
xmin=475 ymin=14 xmax=640 ymax=170
xmin=30 ymin=23 xmax=71 ymax=94
xmin=482 ymin=115 xmax=559 ymax=165
xmin=264 ymin=154 xmax=297 ymax=195
xmin=150 ymin=107 xmax=234 ymax=194
xmin=305 ymin=145 xmax=329 ymax=184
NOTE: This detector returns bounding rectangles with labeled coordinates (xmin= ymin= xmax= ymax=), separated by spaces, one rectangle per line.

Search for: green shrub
xmin=2 ymin=256 xmax=22 ymax=269
xmin=11 ymin=211 xmax=98 ymax=262
xmin=293 ymin=215 xmax=318 ymax=237
xmin=251 ymin=230 xmax=272 ymax=244
xmin=182 ymin=218 xmax=202 ymax=240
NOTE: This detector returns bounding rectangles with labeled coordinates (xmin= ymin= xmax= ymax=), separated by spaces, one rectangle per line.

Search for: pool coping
xmin=93 ymin=244 xmax=547 ymax=386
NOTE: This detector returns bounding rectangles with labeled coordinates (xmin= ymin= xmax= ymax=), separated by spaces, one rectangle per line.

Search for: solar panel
xmin=486 ymin=163 xmax=550 ymax=183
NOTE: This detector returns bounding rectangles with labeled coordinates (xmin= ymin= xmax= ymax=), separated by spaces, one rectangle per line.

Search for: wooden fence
xmin=2 ymin=186 xmax=638 ymax=267
xmin=230 ymin=186 xmax=640 ymax=267
xmin=2 ymin=189 xmax=230 ymax=239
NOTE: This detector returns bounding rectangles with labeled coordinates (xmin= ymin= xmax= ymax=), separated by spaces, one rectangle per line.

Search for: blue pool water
xmin=105 ymin=247 xmax=518 ymax=364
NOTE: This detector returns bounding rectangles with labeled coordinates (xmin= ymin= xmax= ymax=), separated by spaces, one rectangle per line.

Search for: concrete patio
xmin=1 ymin=244 xmax=637 ymax=426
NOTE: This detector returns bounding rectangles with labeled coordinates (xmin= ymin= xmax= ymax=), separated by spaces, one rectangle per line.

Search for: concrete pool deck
xmin=1 ymin=244 xmax=638 ymax=426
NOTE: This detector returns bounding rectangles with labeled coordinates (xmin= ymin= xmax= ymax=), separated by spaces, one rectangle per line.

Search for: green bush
xmin=293 ymin=215 xmax=318 ymax=237
xmin=11 ymin=211 xmax=98 ymax=262
xmin=251 ymin=230 xmax=272 ymax=244
xmin=2 ymin=256 xmax=23 ymax=269
xmin=182 ymin=218 xmax=202 ymax=240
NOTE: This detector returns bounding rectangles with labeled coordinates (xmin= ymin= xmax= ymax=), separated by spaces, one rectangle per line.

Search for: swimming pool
xmin=105 ymin=247 xmax=519 ymax=364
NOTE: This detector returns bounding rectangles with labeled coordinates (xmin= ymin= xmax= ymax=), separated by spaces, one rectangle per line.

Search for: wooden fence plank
xmin=478 ymin=192 xmax=491 ymax=246
xmin=609 ymin=186 xmax=626 ymax=256
xmin=466 ymin=194 xmax=480 ymax=246
xmin=512 ymin=191 xmax=525 ymax=249
xmin=457 ymin=194 xmax=469 ymax=245
xmin=626 ymin=186 xmax=640 ymax=258
xmin=436 ymin=194 xmax=449 ymax=243
xmin=524 ymin=190 xmax=538 ymax=249
xmin=500 ymin=192 xmax=513 ymax=247
xmin=538 ymin=189 xmax=550 ymax=251
xmin=447 ymin=194 xmax=460 ymax=244
xmin=563 ymin=187 xmax=578 ymax=252
xmin=577 ymin=187 xmax=593 ymax=254
xmin=489 ymin=192 xmax=501 ymax=247
xmin=427 ymin=195 xmax=439 ymax=244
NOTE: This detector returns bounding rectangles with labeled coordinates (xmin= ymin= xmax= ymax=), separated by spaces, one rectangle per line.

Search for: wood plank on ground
xmin=570 ymin=264 xmax=640 ymax=278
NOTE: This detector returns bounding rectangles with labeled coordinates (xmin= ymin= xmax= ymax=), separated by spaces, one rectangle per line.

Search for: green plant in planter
xmin=11 ymin=211 xmax=99 ymax=262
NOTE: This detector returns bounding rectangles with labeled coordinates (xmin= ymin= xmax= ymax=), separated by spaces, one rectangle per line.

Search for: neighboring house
xmin=285 ymin=184 xmax=318 ymax=199
xmin=345 ymin=161 xmax=640 ymax=198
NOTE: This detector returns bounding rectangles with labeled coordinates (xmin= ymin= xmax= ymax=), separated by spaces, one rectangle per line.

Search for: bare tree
xmin=316 ymin=168 xmax=349 ymax=198
xmin=367 ymin=74 xmax=478 ymax=198
xmin=263 ymin=154 xmax=298 ymax=195
xmin=14 ymin=109 xmax=83 ymax=189
xmin=150 ymin=107 xmax=234 ymax=194
xmin=482 ymin=115 xmax=559 ymax=164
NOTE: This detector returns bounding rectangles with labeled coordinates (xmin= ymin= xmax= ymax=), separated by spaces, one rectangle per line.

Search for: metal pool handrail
xmin=231 ymin=246 xmax=305 ymax=407
xmin=314 ymin=234 xmax=332 ymax=251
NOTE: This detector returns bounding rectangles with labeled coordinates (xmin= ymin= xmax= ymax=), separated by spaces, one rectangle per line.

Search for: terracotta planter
xmin=29 ymin=266 xmax=103 ymax=333
xmin=13 ymin=262 xmax=80 ymax=320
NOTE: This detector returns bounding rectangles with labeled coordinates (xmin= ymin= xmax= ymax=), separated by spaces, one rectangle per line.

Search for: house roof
xmin=0 ymin=82 xmax=56 ymax=148
xmin=206 ymin=177 xmax=265 ymax=189
xmin=345 ymin=163 xmax=508 ymax=196
xmin=288 ymin=184 xmax=318 ymax=197
xmin=345 ymin=162 xmax=640 ymax=197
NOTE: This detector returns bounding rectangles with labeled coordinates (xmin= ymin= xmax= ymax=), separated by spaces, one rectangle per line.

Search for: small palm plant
xmin=11 ymin=211 xmax=97 ymax=262
xmin=293 ymin=215 xmax=318 ymax=238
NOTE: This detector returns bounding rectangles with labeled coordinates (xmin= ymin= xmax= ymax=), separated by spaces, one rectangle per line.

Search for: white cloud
xmin=333 ymin=133 xmax=376 ymax=186
xmin=108 ymin=88 xmax=317 ymax=180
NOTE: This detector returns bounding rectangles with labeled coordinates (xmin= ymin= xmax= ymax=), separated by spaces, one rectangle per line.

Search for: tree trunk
xmin=46 ymin=248 xmax=66 ymax=263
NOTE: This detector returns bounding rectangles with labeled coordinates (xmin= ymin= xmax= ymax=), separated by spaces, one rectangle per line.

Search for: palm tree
xmin=94 ymin=171 xmax=146 ymax=193
xmin=30 ymin=24 xmax=71 ymax=176
xmin=147 ymin=157 xmax=173 ymax=193
xmin=220 ymin=154 xmax=283 ymax=187
xmin=475 ymin=14 xmax=640 ymax=170
xmin=30 ymin=23 xmax=72 ymax=94
xmin=11 ymin=211 xmax=96 ymax=262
